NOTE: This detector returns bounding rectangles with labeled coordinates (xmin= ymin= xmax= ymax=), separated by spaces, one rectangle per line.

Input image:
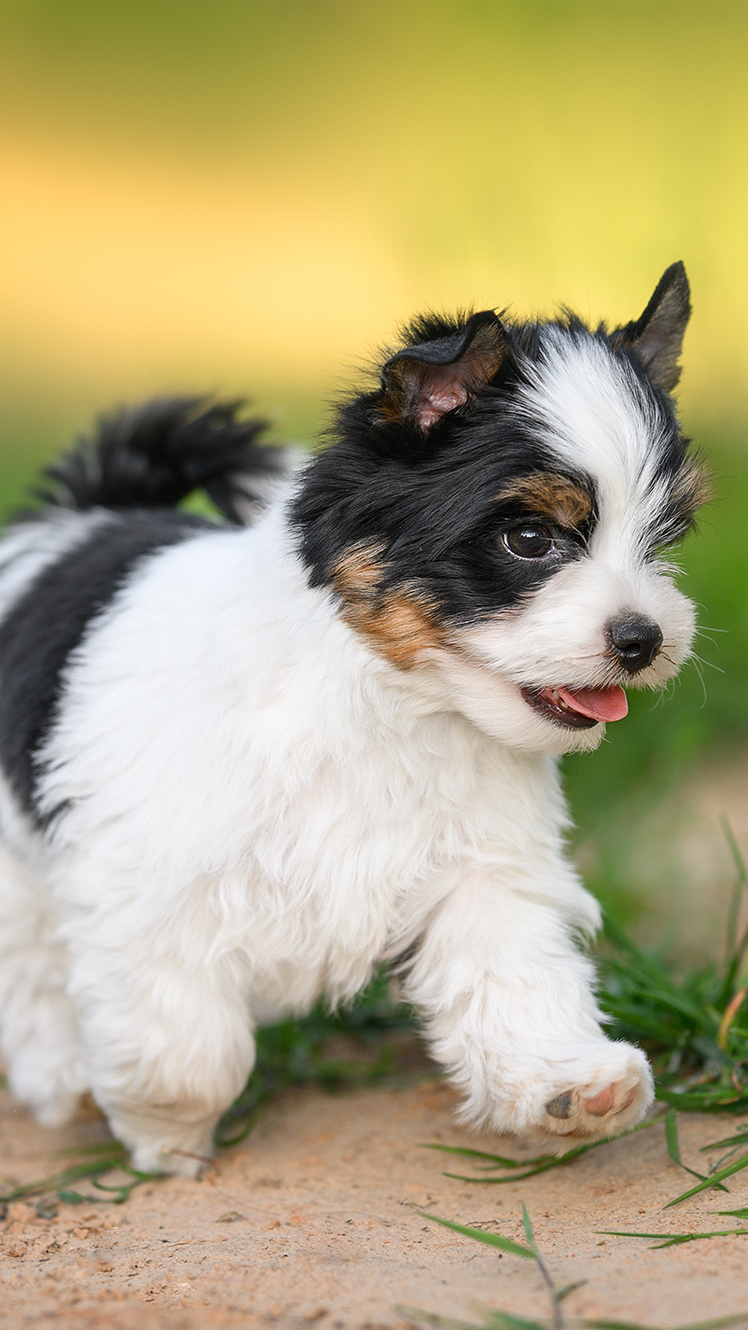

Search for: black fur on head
xmin=293 ymin=305 xmax=581 ymax=625
xmin=291 ymin=265 xmax=708 ymax=654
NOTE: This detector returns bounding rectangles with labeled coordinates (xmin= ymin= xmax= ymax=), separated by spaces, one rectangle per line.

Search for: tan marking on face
xmin=496 ymin=472 xmax=593 ymax=529
xmin=331 ymin=543 xmax=444 ymax=669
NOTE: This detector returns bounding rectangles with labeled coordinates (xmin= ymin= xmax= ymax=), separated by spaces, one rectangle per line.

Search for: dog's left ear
xmin=618 ymin=261 xmax=691 ymax=394
xmin=379 ymin=310 xmax=505 ymax=432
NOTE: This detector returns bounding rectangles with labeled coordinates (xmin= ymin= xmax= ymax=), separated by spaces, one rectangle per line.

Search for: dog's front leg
xmin=403 ymin=866 xmax=652 ymax=1147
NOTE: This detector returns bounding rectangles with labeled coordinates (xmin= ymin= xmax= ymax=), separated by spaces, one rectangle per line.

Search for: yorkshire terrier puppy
xmin=0 ymin=263 xmax=706 ymax=1174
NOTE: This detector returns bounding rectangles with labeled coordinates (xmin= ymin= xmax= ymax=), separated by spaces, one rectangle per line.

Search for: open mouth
xmin=521 ymin=684 xmax=629 ymax=730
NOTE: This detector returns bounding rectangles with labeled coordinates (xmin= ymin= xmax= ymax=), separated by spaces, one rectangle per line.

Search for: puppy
xmin=0 ymin=264 xmax=707 ymax=1175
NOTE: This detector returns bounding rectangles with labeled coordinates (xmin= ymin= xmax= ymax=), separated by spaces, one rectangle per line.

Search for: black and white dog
xmin=0 ymin=264 xmax=707 ymax=1175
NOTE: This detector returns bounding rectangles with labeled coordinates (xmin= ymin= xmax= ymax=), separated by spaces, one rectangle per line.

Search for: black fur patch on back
xmin=0 ymin=509 xmax=214 ymax=825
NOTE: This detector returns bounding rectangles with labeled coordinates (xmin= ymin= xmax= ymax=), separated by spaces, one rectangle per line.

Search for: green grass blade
xmin=399 ymin=1312 xmax=545 ymax=1330
xmin=396 ymin=1307 xmax=486 ymax=1330
xmin=481 ymin=1317 xmax=546 ymax=1330
xmin=421 ymin=1143 xmax=552 ymax=1168
xmin=719 ymin=819 xmax=748 ymax=1006
xmin=56 ymin=1140 xmax=126 ymax=1158
xmin=479 ymin=1312 xmax=547 ymax=1330
xmin=664 ymin=1109 xmax=728 ymax=1189
xmin=665 ymin=1149 xmax=748 ymax=1205
xmin=665 ymin=1109 xmax=686 ymax=1167
xmin=569 ymin=1319 xmax=748 ymax=1330
xmin=555 ymin=1280 xmax=588 ymax=1302
xmin=399 ymin=1311 xmax=546 ymax=1330
xmin=419 ymin=1212 xmax=536 ymax=1260
xmin=0 ymin=1147 xmax=159 ymax=1205
xmin=670 ymin=1317 xmax=748 ymax=1330
xmin=668 ymin=1317 xmax=748 ymax=1330
xmin=602 ymin=921 xmax=710 ymax=1021
xmin=520 ymin=1201 xmax=538 ymax=1256
xmin=568 ymin=1321 xmax=672 ymax=1330
xmin=598 ymin=1227 xmax=748 ymax=1248
xmin=440 ymin=1116 xmax=666 ymax=1186
xmin=0 ymin=1156 xmax=123 ymax=1202
xmin=651 ymin=1229 xmax=748 ymax=1249
xmin=655 ymin=1088 xmax=748 ymax=1112
xmin=701 ymin=1131 xmax=748 ymax=1152
xmin=442 ymin=1160 xmax=564 ymax=1185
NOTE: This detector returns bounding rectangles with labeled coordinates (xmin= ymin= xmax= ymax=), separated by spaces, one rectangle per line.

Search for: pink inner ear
xmin=382 ymin=319 xmax=504 ymax=431
xmin=417 ymin=366 xmax=470 ymax=429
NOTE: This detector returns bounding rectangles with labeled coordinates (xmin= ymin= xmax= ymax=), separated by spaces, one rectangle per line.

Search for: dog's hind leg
xmin=64 ymin=919 xmax=256 ymax=1177
xmin=0 ymin=840 xmax=88 ymax=1126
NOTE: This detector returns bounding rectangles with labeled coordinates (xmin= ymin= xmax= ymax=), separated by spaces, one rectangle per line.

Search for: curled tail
xmin=37 ymin=397 xmax=293 ymax=524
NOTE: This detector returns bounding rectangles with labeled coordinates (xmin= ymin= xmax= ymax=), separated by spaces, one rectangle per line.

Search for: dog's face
xmin=293 ymin=263 xmax=709 ymax=753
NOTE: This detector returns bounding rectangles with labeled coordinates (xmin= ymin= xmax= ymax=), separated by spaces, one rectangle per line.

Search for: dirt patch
xmin=2 ymin=1072 xmax=748 ymax=1329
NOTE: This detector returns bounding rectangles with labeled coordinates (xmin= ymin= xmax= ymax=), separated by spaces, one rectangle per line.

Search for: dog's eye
xmin=502 ymin=524 xmax=555 ymax=559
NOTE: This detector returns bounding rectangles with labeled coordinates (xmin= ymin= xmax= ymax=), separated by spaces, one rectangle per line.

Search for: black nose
xmin=606 ymin=613 xmax=663 ymax=674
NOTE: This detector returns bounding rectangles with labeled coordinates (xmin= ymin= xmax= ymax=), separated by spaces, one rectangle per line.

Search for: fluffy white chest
xmin=32 ymin=504 xmax=565 ymax=1012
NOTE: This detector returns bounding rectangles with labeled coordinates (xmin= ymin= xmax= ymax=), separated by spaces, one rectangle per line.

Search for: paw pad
xmin=584 ymin=1086 xmax=614 ymax=1116
xmin=545 ymin=1091 xmax=572 ymax=1119
xmin=544 ymin=1082 xmax=637 ymax=1131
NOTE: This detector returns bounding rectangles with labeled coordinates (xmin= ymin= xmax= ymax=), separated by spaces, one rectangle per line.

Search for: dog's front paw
xmin=532 ymin=1041 xmax=653 ymax=1148
xmin=475 ymin=1039 xmax=654 ymax=1150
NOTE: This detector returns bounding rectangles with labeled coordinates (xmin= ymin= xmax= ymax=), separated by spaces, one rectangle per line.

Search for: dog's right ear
xmin=378 ymin=310 xmax=505 ymax=432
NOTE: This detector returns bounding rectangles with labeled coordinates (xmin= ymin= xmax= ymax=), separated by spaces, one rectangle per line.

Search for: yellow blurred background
xmin=1 ymin=0 xmax=748 ymax=934
xmin=1 ymin=0 xmax=747 ymax=454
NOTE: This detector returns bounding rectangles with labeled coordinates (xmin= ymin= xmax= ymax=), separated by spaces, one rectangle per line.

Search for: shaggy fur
xmin=0 ymin=266 xmax=707 ymax=1175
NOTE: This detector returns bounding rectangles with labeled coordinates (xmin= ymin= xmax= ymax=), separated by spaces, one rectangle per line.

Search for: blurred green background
xmin=1 ymin=0 xmax=746 ymax=941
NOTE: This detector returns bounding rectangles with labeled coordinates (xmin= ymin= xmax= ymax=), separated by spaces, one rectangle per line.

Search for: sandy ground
xmin=2 ymin=1065 xmax=748 ymax=1330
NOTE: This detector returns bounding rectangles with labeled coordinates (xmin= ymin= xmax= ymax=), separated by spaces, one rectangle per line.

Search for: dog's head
xmin=293 ymin=263 xmax=710 ymax=753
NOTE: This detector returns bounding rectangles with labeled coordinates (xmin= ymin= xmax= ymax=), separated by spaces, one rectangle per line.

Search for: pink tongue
xmin=556 ymin=685 xmax=629 ymax=722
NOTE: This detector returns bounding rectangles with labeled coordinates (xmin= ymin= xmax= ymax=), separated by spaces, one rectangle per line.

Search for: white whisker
xmin=689 ymin=652 xmax=709 ymax=707
xmin=690 ymin=650 xmax=724 ymax=676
